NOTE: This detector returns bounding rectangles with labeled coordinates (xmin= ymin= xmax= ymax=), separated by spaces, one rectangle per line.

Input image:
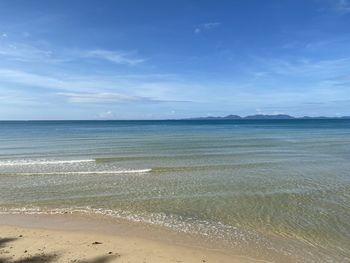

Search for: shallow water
xmin=0 ymin=120 xmax=349 ymax=262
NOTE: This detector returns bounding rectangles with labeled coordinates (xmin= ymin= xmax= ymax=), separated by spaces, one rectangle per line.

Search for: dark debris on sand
xmin=0 ymin=237 xmax=120 ymax=263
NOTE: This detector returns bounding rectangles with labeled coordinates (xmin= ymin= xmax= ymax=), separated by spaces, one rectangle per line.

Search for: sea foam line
xmin=0 ymin=206 xmax=314 ymax=262
xmin=0 ymin=159 xmax=95 ymax=166
xmin=10 ymin=169 xmax=152 ymax=175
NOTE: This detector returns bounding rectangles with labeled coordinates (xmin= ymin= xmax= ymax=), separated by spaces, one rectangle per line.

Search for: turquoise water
xmin=0 ymin=120 xmax=349 ymax=262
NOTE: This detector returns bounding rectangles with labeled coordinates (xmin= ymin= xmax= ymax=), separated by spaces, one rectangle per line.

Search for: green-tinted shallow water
xmin=0 ymin=120 xmax=349 ymax=262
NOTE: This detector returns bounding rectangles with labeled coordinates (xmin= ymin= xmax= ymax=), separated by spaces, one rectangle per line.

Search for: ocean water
xmin=0 ymin=120 xmax=349 ymax=262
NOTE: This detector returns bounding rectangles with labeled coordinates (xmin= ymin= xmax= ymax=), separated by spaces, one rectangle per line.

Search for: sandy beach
xmin=0 ymin=214 xmax=261 ymax=263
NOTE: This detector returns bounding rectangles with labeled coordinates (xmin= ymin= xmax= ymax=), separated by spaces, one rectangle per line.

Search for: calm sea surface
xmin=0 ymin=120 xmax=349 ymax=262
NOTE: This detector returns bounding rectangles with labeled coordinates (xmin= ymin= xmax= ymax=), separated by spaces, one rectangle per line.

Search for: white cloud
xmin=335 ymin=0 xmax=350 ymax=13
xmin=83 ymin=49 xmax=145 ymax=65
xmin=56 ymin=91 xmax=190 ymax=104
xmin=99 ymin=110 xmax=114 ymax=119
xmin=0 ymin=42 xmax=61 ymax=63
xmin=0 ymin=69 xmax=71 ymax=90
xmin=324 ymin=0 xmax=350 ymax=14
xmin=0 ymin=39 xmax=144 ymax=66
xmin=194 ymin=22 xmax=221 ymax=34
xmin=0 ymin=66 xmax=191 ymax=103
xmin=0 ymin=68 xmax=183 ymax=95
xmin=202 ymin=22 xmax=221 ymax=29
xmin=57 ymin=92 xmax=146 ymax=103
xmin=256 ymin=57 xmax=350 ymax=77
xmin=22 ymin=32 xmax=30 ymax=38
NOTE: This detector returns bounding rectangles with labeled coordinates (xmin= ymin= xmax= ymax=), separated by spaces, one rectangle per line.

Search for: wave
xmin=0 ymin=206 xmax=296 ymax=262
xmin=0 ymin=206 xmax=254 ymax=243
xmin=0 ymin=159 xmax=95 ymax=166
xmin=1 ymin=205 xmax=336 ymax=262
xmin=150 ymin=162 xmax=275 ymax=173
xmin=8 ymin=169 xmax=152 ymax=176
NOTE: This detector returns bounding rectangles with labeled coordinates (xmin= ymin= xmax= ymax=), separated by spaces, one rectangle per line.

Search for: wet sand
xmin=0 ymin=214 xmax=262 ymax=263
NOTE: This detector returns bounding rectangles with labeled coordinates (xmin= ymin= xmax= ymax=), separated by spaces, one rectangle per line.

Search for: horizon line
xmin=1 ymin=115 xmax=350 ymax=121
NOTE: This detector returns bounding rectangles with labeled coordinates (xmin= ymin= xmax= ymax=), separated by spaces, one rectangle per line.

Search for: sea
xmin=0 ymin=120 xmax=349 ymax=262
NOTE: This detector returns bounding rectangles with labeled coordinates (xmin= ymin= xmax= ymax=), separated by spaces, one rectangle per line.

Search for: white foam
xmin=0 ymin=206 xmax=254 ymax=245
xmin=0 ymin=159 xmax=95 ymax=166
xmin=11 ymin=169 xmax=152 ymax=175
xmin=0 ymin=206 xmax=313 ymax=262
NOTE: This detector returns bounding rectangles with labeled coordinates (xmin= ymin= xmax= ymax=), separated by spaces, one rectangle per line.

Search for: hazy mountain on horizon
xmin=185 ymin=114 xmax=350 ymax=120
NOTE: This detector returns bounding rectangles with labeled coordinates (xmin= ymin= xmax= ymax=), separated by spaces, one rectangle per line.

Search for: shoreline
xmin=0 ymin=213 xmax=265 ymax=263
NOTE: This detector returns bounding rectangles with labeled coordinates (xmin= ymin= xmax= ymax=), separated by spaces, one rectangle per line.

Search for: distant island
xmin=185 ymin=114 xmax=350 ymax=120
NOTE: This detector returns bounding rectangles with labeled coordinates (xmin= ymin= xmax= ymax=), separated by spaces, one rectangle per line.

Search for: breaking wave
xmin=9 ymin=169 xmax=152 ymax=176
xmin=0 ymin=159 xmax=95 ymax=166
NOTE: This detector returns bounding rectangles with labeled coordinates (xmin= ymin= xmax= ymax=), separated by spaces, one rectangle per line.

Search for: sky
xmin=0 ymin=0 xmax=350 ymax=120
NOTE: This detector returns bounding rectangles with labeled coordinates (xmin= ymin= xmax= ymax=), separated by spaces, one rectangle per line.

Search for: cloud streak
xmin=254 ymin=56 xmax=350 ymax=79
xmin=0 ymin=42 xmax=57 ymax=63
xmin=82 ymin=49 xmax=145 ymax=65
xmin=335 ymin=0 xmax=350 ymax=13
xmin=57 ymin=92 xmax=158 ymax=103
xmin=194 ymin=22 xmax=221 ymax=34
xmin=0 ymin=68 xmax=192 ymax=105
xmin=0 ymin=39 xmax=144 ymax=66
xmin=99 ymin=110 xmax=114 ymax=119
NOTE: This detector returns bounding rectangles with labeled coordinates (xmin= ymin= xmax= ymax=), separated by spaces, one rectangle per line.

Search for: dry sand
xmin=0 ymin=214 xmax=262 ymax=263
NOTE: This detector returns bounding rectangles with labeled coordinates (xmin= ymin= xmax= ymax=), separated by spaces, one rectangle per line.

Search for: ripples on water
xmin=0 ymin=120 xmax=350 ymax=262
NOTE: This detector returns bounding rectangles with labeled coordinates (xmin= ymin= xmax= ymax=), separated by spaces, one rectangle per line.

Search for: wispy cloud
xmin=56 ymin=92 xmax=154 ymax=103
xmin=0 ymin=69 xmax=72 ymax=90
xmin=255 ymin=57 xmax=350 ymax=78
xmin=238 ymin=55 xmax=350 ymax=110
xmin=335 ymin=0 xmax=350 ymax=13
xmin=0 ymin=42 xmax=57 ymax=63
xmin=82 ymin=49 xmax=145 ymax=65
xmin=0 ymin=39 xmax=144 ymax=66
xmin=202 ymin=22 xmax=221 ymax=29
xmin=322 ymin=0 xmax=350 ymax=14
xmin=56 ymin=92 xmax=191 ymax=104
xmin=99 ymin=110 xmax=114 ymax=119
xmin=0 ymin=68 xmax=193 ymax=104
xmin=194 ymin=22 xmax=221 ymax=34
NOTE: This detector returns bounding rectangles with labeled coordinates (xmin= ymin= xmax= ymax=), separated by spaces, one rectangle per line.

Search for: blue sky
xmin=0 ymin=0 xmax=350 ymax=119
